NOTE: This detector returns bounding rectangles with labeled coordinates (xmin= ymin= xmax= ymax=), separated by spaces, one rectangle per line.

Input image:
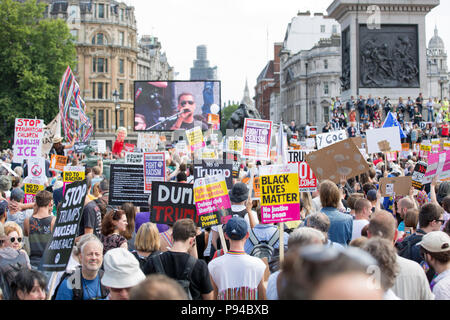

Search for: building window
xmin=119 ymin=110 xmax=124 ymax=127
xmin=98 ymin=3 xmax=105 ymax=18
xmin=106 ymin=109 xmax=109 ymax=129
xmin=324 ymin=106 xmax=330 ymax=123
xmin=93 ymin=58 xmax=108 ymax=73
xmin=332 ymin=25 xmax=338 ymax=34
xmin=98 ymin=110 xmax=104 ymax=129
xmin=97 ymin=82 xmax=104 ymax=99
xmin=92 ymin=33 xmax=105 ymax=45
xmin=320 ymin=25 xmax=325 ymax=33
xmin=324 ymin=59 xmax=328 ymax=69
xmin=119 ymin=59 xmax=124 ymax=74
xmin=92 ymin=83 xmax=96 ymax=98
xmin=119 ymin=83 xmax=124 ymax=100
xmin=130 ymin=62 xmax=134 ymax=76
xmin=119 ymin=32 xmax=124 ymax=46
xmin=70 ymin=30 xmax=78 ymax=42
xmin=120 ymin=8 xmax=124 ymax=21
xmin=324 ymin=82 xmax=329 ymax=95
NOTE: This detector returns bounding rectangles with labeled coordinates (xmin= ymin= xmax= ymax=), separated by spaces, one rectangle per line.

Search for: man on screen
xmin=167 ymin=93 xmax=208 ymax=130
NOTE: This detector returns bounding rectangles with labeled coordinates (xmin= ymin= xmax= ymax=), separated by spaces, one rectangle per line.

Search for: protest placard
xmin=90 ymin=140 xmax=106 ymax=154
xmin=24 ymin=181 xmax=45 ymax=204
xmin=124 ymin=143 xmax=135 ymax=152
xmin=207 ymin=114 xmax=220 ymax=130
xmin=109 ymin=164 xmax=149 ymax=207
xmin=242 ymin=118 xmax=273 ymax=160
xmin=226 ymin=137 xmax=243 ymax=154
xmin=444 ymin=141 xmax=450 ymax=151
xmin=423 ymin=150 xmax=450 ymax=184
xmin=402 ymin=143 xmax=410 ymax=151
xmin=251 ymin=176 xmax=261 ymax=200
xmin=288 ymin=150 xmax=317 ymax=192
xmin=412 ymin=161 xmax=428 ymax=190
xmin=69 ymin=107 xmax=80 ymax=120
xmin=379 ymin=177 xmax=412 ymax=197
xmin=223 ymin=152 xmax=240 ymax=178
xmin=49 ymin=154 xmax=68 ymax=172
xmin=259 ymin=164 xmax=300 ymax=224
xmin=63 ymin=166 xmax=85 ymax=194
xmin=137 ymin=133 xmax=159 ymax=152
xmin=366 ymin=126 xmax=402 ymax=154
xmin=305 ymin=139 xmax=370 ymax=184
xmin=13 ymin=118 xmax=44 ymax=163
xmin=27 ymin=157 xmax=46 ymax=183
xmin=41 ymin=115 xmax=60 ymax=155
xmin=73 ymin=141 xmax=89 ymax=153
xmin=125 ymin=152 xmax=144 ymax=164
xmin=41 ymin=179 xmax=88 ymax=271
xmin=186 ymin=126 xmax=205 ymax=152
xmin=194 ymin=160 xmax=233 ymax=190
xmin=150 ymin=182 xmax=198 ymax=226
xmin=315 ymin=130 xmax=347 ymax=150
xmin=201 ymin=149 xmax=217 ymax=160
xmin=386 ymin=152 xmax=397 ymax=162
xmin=143 ymin=152 xmax=166 ymax=193
xmin=194 ymin=175 xmax=232 ymax=228
xmin=309 ymin=126 xmax=317 ymax=137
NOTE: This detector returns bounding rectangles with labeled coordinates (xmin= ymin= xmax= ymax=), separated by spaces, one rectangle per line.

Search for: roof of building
xmin=429 ymin=26 xmax=445 ymax=50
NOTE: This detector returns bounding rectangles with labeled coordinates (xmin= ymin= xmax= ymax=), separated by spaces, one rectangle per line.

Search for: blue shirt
xmin=244 ymin=224 xmax=289 ymax=255
xmin=55 ymin=274 xmax=103 ymax=300
xmin=321 ymin=207 xmax=353 ymax=246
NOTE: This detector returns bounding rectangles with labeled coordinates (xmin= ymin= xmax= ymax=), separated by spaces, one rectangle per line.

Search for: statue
xmin=226 ymin=103 xmax=262 ymax=130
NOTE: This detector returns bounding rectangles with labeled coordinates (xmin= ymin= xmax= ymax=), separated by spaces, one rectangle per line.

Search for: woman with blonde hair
xmin=131 ymin=222 xmax=161 ymax=271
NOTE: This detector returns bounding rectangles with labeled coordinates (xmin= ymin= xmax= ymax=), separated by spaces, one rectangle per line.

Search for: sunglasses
xmin=180 ymin=100 xmax=194 ymax=107
xmin=10 ymin=237 xmax=22 ymax=243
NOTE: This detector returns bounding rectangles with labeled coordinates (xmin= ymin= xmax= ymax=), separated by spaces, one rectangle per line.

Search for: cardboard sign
xmin=242 ymin=118 xmax=273 ymax=160
xmin=351 ymin=137 xmax=366 ymax=150
xmin=412 ymin=161 xmax=428 ymax=190
xmin=386 ymin=152 xmax=397 ymax=162
xmin=193 ymin=175 xmax=232 ymax=228
xmin=379 ymin=177 xmax=412 ymax=197
xmin=288 ymin=151 xmax=317 ymax=192
xmin=28 ymin=157 xmax=46 ymax=183
xmin=143 ymin=152 xmax=166 ymax=193
xmin=186 ymin=126 xmax=205 ymax=152
xmin=41 ymin=179 xmax=88 ymax=271
xmin=123 ymin=143 xmax=135 ymax=153
xmin=138 ymin=133 xmax=159 ymax=152
xmin=194 ymin=161 xmax=233 ymax=190
xmin=366 ymin=126 xmax=402 ymax=154
xmin=259 ymin=164 xmax=300 ymax=224
xmin=69 ymin=107 xmax=80 ymax=120
xmin=316 ymin=130 xmax=347 ymax=150
xmin=423 ymin=151 xmax=450 ymax=184
xmin=109 ymin=164 xmax=149 ymax=207
xmin=125 ymin=152 xmax=144 ymax=164
xmin=24 ymin=183 xmax=45 ymax=204
xmin=305 ymin=139 xmax=370 ymax=184
xmin=227 ymin=137 xmax=243 ymax=154
xmin=13 ymin=118 xmax=44 ymax=163
xmin=41 ymin=115 xmax=60 ymax=155
xmin=50 ymin=154 xmax=68 ymax=172
xmin=73 ymin=142 xmax=89 ymax=153
xmin=150 ymin=182 xmax=198 ymax=226
xmin=90 ymin=140 xmax=106 ymax=154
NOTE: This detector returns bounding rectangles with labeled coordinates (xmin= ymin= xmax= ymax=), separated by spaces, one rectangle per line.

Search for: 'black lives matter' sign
xmin=150 ymin=182 xmax=198 ymax=226
xmin=40 ymin=179 xmax=88 ymax=271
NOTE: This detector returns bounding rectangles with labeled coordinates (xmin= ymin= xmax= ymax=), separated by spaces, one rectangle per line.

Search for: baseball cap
xmin=228 ymin=183 xmax=249 ymax=203
xmin=224 ymin=216 xmax=248 ymax=240
xmin=418 ymin=231 xmax=450 ymax=253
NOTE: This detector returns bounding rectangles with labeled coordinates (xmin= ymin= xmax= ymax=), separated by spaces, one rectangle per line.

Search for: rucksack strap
xmin=267 ymin=229 xmax=280 ymax=247
xmin=150 ymin=253 xmax=166 ymax=275
xmin=180 ymin=255 xmax=196 ymax=282
xmin=248 ymin=228 xmax=260 ymax=246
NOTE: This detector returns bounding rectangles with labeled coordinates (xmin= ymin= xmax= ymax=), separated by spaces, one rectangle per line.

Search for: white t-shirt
xmin=208 ymin=251 xmax=266 ymax=300
xmin=266 ymin=270 xmax=280 ymax=300
xmin=433 ymin=269 xmax=450 ymax=300
xmin=351 ymin=219 xmax=369 ymax=240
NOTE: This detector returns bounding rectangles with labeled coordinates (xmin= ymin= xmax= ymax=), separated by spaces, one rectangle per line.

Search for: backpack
xmin=396 ymin=232 xmax=424 ymax=264
xmin=132 ymin=250 xmax=162 ymax=272
xmin=150 ymin=253 xmax=196 ymax=300
xmin=248 ymin=228 xmax=279 ymax=261
xmin=51 ymin=265 xmax=109 ymax=300
xmin=0 ymin=250 xmax=29 ymax=300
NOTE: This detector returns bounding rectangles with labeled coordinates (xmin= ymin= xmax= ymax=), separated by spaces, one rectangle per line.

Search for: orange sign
xmin=253 ymin=176 xmax=261 ymax=199
xmin=401 ymin=143 xmax=410 ymax=151
xmin=50 ymin=155 xmax=68 ymax=172
xmin=207 ymin=114 xmax=220 ymax=125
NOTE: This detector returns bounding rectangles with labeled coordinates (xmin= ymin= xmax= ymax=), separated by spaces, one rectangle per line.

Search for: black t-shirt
xmin=78 ymin=200 xmax=102 ymax=237
xmin=143 ymin=251 xmax=213 ymax=300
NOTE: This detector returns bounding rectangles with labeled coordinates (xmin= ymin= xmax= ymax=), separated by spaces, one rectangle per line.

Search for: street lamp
xmin=112 ymin=89 xmax=120 ymax=131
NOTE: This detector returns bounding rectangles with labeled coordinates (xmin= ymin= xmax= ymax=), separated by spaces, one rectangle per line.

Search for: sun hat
xmin=228 ymin=183 xmax=249 ymax=203
xmin=418 ymin=231 xmax=450 ymax=253
xmin=101 ymin=248 xmax=146 ymax=289
xmin=52 ymin=136 xmax=64 ymax=144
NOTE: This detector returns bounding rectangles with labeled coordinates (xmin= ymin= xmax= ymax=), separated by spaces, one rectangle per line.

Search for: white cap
xmin=418 ymin=231 xmax=450 ymax=253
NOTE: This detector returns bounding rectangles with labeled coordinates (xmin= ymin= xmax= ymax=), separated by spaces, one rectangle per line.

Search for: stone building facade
xmin=43 ymin=0 xmax=173 ymax=146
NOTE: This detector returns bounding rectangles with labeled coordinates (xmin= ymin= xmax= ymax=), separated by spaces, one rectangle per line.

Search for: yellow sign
xmin=63 ymin=170 xmax=85 ymax=183
xmin=420 ymin=144 xmax=432 ymax=152
xmin=24 ymin=183 xmax=44 ymax=195
xmin=227 ymin=138 xmax=242 ymax=153
xmin=186 ymin=127 xmax=204 ymax=151
xmin=194 ymin=180 xmax=228 ymax=203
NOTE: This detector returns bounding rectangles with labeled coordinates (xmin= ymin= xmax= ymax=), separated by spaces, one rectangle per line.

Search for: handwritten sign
xmin=13 ymin=118 xmax=44 ymax=163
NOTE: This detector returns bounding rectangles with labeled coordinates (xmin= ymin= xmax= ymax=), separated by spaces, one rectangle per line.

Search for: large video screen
xmin=134 ymin=81 xmax=221 ymax=131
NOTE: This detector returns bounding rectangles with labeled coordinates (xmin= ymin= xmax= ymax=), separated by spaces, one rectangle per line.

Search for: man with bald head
xmin=396 ymin=197 xmax=416 ymax=232
xmin=368 ymin=210 xmax=434 ymax=300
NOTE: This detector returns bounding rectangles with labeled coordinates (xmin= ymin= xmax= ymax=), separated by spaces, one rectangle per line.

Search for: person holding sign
xmin=50 ymin=134 xmax=77 ymax=156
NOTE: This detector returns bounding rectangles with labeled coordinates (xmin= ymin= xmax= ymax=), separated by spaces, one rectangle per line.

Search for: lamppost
xmin=112 ymin=89 xmax=120 ymax=131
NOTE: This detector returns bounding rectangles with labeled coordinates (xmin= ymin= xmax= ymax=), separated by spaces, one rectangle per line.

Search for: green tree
xmin=221 ymin=103 xmax=239 ymax=135
xmin=0 ymin=0 xmax=76 ymax=149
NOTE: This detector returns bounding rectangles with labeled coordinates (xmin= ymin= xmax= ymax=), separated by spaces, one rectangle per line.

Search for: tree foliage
xmin=220 ymin=103 xmax=239 ymax=135
xmin=0 ymin=0 xmax=76 ymax=149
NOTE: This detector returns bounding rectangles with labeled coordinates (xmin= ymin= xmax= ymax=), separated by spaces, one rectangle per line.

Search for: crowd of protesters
xmin=0 ymin=92 xmax=450 ymax=301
